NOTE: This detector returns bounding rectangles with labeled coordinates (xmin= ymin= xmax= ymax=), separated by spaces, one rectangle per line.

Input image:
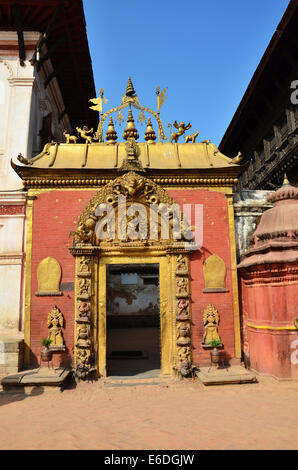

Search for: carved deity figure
xmin=47 ymin=306 xmax=64 ymax=347
xmin=78 ymin=302 xmax=91 ymax=322
xmin=79 ymin=278 xmax=90 ymax=297
xmin=177 ymin=323 xmax=191 ymax=346
xmin=177 ymin=298 xmax=190 ymax=320
xmin=177 ymin=277 xmax=188 ymax=296
xmin=203 ymin=304 xmax=221 ymax=345
xmin=176 ymin=255 xmax=187 ymax=272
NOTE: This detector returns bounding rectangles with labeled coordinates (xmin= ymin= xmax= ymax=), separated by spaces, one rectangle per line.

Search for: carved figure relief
xmin=177 ymin=323 xmax=191 ymax=346
xmin=47 ymin=306 xmax=64 ymax=348
xmin=78 ymin=302 xmax=91 ymax=322
xmin=176 ymin=277 xmax=188 ymax=297
xmin=203 ymin=304 xmax=221 ymax=345
xmin=74 ymin=255 xmax=94 ymax=379
xmin=72 ymin=171 xmax=179 ymax=246
xmin=176 ymin=298 xmax=190 ymax=321
xmin=175 ymin=253 xmax=192 ymax=376
xmin=78 ymin=278 xmax=91 ymax=300
xmin=176 ymin=254 xmax=188 ymax=275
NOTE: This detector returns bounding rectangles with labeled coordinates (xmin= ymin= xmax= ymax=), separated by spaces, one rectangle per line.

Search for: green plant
xmin=41 ymin=338 xmax=52 ymax=348
xmin=209 ymin=339 xmax=222 ymax=348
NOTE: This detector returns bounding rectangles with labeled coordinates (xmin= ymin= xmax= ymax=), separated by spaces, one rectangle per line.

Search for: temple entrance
xmin=106 ymin=263 xmax=161 ymax=377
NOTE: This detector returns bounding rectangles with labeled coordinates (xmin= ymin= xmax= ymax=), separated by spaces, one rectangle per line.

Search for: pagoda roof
xmin=12 ymin=141 xmax=241 ymax=172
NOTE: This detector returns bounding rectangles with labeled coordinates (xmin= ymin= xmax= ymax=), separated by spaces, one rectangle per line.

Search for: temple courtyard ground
xmin=0 ymin=374 xmax=297 ymax=450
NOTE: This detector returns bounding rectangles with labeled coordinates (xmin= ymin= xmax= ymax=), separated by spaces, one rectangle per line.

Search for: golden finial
xmin=123 ymin=108 xmax=139 ymax=140
xmin=126 ymin=77 xmax=136 ymax=97
xmin=283 ymin=173 xmax=290 ymax=186
xmin=105 ymin=116 xmax=118 ymax=144
xmin=144 ymin=117 xmax=156 ymax=144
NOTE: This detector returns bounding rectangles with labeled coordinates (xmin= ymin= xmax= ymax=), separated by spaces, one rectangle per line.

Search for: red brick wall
xmin=30 ymin=190 xmax=97 ymax=366
xmin=168 ymin=189 xmax=235 ymax=365
xmin=29 ymin=188 xmax=236 ymax=367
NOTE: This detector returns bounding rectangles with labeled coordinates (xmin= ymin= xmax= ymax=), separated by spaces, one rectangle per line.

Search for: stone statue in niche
xmin=203 ymin=304 xmax=221 ymax=345
xmin=47 ymin=306 xmax=64 ymax=347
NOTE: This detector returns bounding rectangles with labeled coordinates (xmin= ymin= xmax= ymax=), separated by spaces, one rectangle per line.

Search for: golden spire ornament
xmin=126 ymin=77 xmax=136 ymax=97
xmin=123 ymin=108 xmax=139 ymax=140
xmin=105 ymin=116 xmax=118 ymax=144
xmin=283 ymin=173 xmax=290 ymax=186
xmin=144 ymin=118 xmax=156 ymax=144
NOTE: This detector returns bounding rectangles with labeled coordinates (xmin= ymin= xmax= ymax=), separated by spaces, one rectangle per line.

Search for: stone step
xmin=196 ymin=365 xmax=257 ymax=386
xmin=1 ymin=367 xmax=71 ymax=392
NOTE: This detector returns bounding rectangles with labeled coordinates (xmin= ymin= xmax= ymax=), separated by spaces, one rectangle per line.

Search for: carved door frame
xmin=70 ymin=171 xmax=195 ymax=379
xmin=71 ymin=246 xmax=193 ymax=379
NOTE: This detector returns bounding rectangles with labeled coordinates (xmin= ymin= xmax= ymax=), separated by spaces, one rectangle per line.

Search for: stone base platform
xmin=0 ymin=330 xmax=24 ymax=378
xmin=1 ymin=367 xmax=71 ymax=392
xmin=196 ymin=365 xmax=257 ymax=386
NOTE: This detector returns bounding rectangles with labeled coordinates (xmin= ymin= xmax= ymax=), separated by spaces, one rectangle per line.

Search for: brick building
xmin=12 ymin=79 xmax=243 ymax=378
xmin=0 ymin=0 xmax=97 ymax=376
xmin=219 ymin=0 xmax=298 ymax=191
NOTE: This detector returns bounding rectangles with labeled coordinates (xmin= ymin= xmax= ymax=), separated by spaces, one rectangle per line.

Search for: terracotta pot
xmin=210 ymin=347 xmax=221 ymax=364
xmin=41 ymin=347 xmax=52 ymax=362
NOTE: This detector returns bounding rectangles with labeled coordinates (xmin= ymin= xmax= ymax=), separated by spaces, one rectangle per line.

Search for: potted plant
xmin=41 ymin=338 xmax=53 ymax=362
xmin=209 ymin=339 xmax=222 ymax=366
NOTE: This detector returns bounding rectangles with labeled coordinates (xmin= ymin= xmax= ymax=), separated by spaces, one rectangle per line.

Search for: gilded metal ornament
xmin=89 ymin=88 xmax=108 ymax=114
xmin=203 ymin=304 xmax=221 ymax=345
xmin=168 ymin=121 xmax=192 ymax=143
xmin=47 ymin=306 xmax=64 ymax=348
xmin=76 ymin=126 xmax=94 ymax=144
xmin=156 ymin=86 xmax=167 ymax=113
xmin=63 ymin=131 xmax=78 ymax=144
xmin=94 ymin=77 xmax=168 ymax=142
xmin=185 ymin=130 xmax=199 ymax=143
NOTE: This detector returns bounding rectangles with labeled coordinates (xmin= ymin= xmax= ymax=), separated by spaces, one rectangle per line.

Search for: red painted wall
xmin=240 ymin=270 xmax=298 ymax=379
xmin=30 ymin=190 xmax=97 ymax=366
xmin=168 ymin=189 xmax=236 ymax=365
xmin=29 ymin=188 xmax=237 ymax=367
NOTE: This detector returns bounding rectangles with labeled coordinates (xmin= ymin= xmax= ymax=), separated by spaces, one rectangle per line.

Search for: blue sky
xmin=83 ymin=0 xmax=289 ymax=151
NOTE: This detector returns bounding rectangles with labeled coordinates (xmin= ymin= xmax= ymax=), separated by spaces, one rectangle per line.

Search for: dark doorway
xmin=106 ymin=264 xmax=160 ymax=377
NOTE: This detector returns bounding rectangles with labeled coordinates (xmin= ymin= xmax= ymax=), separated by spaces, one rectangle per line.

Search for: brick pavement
xmin=0 ymin=375 xmax=297 ymax=450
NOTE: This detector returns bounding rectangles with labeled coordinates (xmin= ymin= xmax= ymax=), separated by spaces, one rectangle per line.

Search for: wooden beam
xmin=12 ymin=3 xmax=26 ymax=65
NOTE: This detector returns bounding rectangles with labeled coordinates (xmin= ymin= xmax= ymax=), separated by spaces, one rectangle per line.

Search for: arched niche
xmin=203 ymin=255 xmax=228 ymax=293
xmin=35 ymin=257 xmax=62 ymax=296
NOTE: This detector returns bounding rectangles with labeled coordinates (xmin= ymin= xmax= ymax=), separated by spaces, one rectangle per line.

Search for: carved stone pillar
xmin=74 ymin=253 xmax=95 ymax=380
xmin=175 ymin=253 xmax=192 ymax=376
